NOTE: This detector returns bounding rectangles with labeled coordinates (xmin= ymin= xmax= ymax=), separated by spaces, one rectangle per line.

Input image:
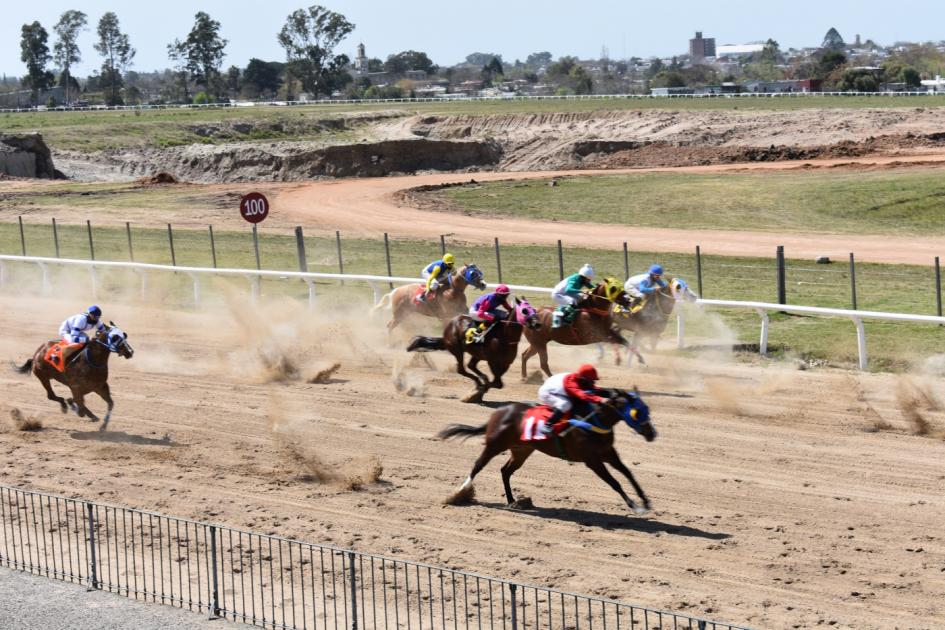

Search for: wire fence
xmin=0 ymin=484 xmax=749 ymax=630
xmin=1 ymin=217 xmax=942 ymax=318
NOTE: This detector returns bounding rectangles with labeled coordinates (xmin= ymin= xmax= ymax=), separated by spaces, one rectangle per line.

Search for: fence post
xmin=848 ymin=252 xmax=857 ymax=310
xmin=52 ymin=218 xmax=60 ymax=258
xmin=509 ymin=583 xmax=518 ymax=630
xmin=776 ymin=245 xmax=785 ymax=305
xmin=440 ymin=234 xmax=446 ymax=256
xmin=935 ymin=256 xmax=942 ymax=320
xmin=695 ymin=245 xmax=703 ymax=298
xmin=252 ymin=225 xmax=261 ymax=270
xmin=348 ymin=551 xmax=358 ymax=630
xmin=384 ymin=232 xmax=393 ymax=290
xmin=557 ymin=240 xmax=564 ymax=281
xmin=167 ymin=224 xmax=176 ymax=266
xmin=126 ymin=222 xmax=134 ymax=262
xmin=622 ymin=241 xmax=629 ymax=280
xmin=209 ymin=525 xmax=220 ymax=618
xmin=295 ymin=226 xmax=308 ymax=272
xmin=86 ymin=220 xmax=95 ymax=261
xmin=209 ymin=225 xmax=217 ymax=268
xmin=494 ymin=237 xmax=503 ymax=284
xmin=17 ymin=216 xmax=26 ymax=256
xmin=85 ymin=503 xmax=99 ymax=590
xmin=336 ymin=231 xmax=344 ymax=285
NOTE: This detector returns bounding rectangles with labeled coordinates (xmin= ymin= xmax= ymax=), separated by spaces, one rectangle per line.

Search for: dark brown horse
xmin=521 ymin=279 xmax=643 ymax=379
xmin=373 ymin=264 xmax=486 ymax=332
xmin=406 ymin=297 xmax=541 ymax=403
xmin=14 ymin=323 xmax=134 ymax=429
xmin=612 ymin=278 xmax=698 ymax=362
xmin=437 ymin=390 xmax=656 ymax=513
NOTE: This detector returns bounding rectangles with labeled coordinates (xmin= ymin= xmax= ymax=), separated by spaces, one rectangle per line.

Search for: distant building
xmin=650 ymin=86 xmax=695 ymax=96
xmin=689 ymin=32 xmax=716 ymax=61
xmin=743 ymin=79 xmax=821 ymax=93
xmin=354 ymin=43 xmax=369 ymax=75
xmin=716 ymin=44 xmax=765 ymax=58
xmin=920 ymin=75 xmax=945 ymax=92
xmin=404 ymin=70 xmax=427 ymax=81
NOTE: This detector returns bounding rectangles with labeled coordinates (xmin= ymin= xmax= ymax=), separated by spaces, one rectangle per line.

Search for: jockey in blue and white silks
xmin=59 ymin=305 xmax=105 ymax=345
xmin=624 ymin=265 xmax=668 ymax=310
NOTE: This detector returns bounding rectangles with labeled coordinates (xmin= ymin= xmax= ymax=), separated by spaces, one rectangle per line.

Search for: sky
xmin=2 ymin=0 xmax=942 ymax=78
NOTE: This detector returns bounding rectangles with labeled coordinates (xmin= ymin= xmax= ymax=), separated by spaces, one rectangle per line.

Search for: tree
xmin=760 ymin=39 xmax=781 ymax=65
xmin=644 ymin=58 xmax=664 ymax=79
xmin=94 ymin=12 xmax=135 ymax=106
xmin=900 ymin=67 xmax=921 ymax=88
xmin=480 ymin=56 xmax=504 ymax=86
xmin=822 ymin=27 xmax=845 ymax=51
xmin=367 ymin=57 xmax=383 ymax=72
xmin=546 ymin=57 xmax=594 ymax=93
xmin=277 ymin=5 xmax=354 ymax=99
xmin=53 ymin=10 xmax=87 ymax=105
xmin=817 ymin=50 xmax=847 ymax=78
xmin=465 ymin=52 xmax=502 ymax=67
xmin=526 ymin=51 xmax=552 ymax=68
xmin=169 ymin=12 xmax=228 ymax=97
xmin=383 ymin=50 xmax=436 ymax=75
xmin=243 ymin=59 xmax=285 ymax=98
xmin=650 ymin=71 xmax=686 ymax=88
xmin=226 ymin=65 xmax=241 ymax=96
xmin=20 ymin=22 xmax=54 ymax=105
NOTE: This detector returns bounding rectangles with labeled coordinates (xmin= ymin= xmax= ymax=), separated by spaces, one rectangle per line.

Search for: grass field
xmin=441 ymin=169 xmax=945 ymax=236
xmin=3 ymin=95 xmax=945 ymax=152
xmin=1 ymin=219 xmax=942 ymax=371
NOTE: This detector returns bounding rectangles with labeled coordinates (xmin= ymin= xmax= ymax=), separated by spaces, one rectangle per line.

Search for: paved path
xmin=0 ymin=567 xmax=246 ymax=630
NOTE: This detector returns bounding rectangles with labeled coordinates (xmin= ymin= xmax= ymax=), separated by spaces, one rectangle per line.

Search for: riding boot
xmin=541 ymin=409 xmax=565 ymax=436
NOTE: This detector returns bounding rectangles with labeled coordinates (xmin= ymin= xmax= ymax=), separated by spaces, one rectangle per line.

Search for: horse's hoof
xmin=492 ymin=381 xmax=504 ymax=390
xmin=508 ymin=497 xmax=534 ymax=511
xmin=631 ymin=504 xmax=649 ymax=516
xmin=461 ymin=394 xmax=484 ymax=404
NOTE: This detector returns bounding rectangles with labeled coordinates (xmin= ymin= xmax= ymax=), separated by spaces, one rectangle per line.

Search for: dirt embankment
xmin=0 ymin=134 xmax=62 ymax=179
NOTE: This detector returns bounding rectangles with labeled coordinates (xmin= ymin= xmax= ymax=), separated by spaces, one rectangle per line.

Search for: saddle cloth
xmin=412 ymin=286 xmax=441 ymax=305
xmin=44 ymin=341 xmax=71 ymax=373
xmin=520 ymin=406 xmax=570 ymax=442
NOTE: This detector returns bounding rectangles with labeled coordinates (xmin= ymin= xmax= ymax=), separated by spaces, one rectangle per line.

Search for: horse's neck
xmin=87 ymin=341 xmax=111 ymax=365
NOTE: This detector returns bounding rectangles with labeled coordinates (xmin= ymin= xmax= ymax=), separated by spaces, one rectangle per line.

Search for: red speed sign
xmin=240 ymin=192 xmax=269 ymax=223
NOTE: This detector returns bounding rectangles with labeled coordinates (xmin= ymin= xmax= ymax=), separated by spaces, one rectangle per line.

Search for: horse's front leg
xmin=608 ymin=328 xmax=644 ymax=366
xmin=95 ymin=383 xmax=114 ymax=430
xmin=70 ymin=390 xmax=99 ymax=422
xmin=585 ymin=457 xmax=644 ymax=514
xmin=605 ymin=449 xmax=650 ymax=513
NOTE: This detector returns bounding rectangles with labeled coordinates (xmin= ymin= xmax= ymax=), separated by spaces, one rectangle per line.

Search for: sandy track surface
xmin=6 ymin=153 xmax=945 ymax=265
xmin=1 ymin=291 xmax=944 ymax=630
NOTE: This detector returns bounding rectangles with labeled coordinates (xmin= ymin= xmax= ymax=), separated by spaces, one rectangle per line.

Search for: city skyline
xmin=2 ymin=0 xmax=942 ymax=78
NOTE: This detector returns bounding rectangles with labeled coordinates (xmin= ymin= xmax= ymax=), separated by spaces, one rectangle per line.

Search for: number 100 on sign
xmin=240 ymin=192 xmax=270 ymax=224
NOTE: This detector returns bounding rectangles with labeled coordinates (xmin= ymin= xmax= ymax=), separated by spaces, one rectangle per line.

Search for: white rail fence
xmin=2 ymin=254 xmax=943 ymax=370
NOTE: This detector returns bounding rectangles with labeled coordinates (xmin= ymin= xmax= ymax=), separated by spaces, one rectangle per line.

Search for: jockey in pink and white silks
xmin=465 ymin=285 xmax=511 ymax=344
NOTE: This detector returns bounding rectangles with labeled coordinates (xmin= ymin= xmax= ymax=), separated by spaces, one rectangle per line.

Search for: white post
xmin=90 ymin=266 xmax=98 ymax=299
xmin=757 ymin=308 xmax=769 ymax=355
xmin=0 ymin=260 xmax=5 ymax=288
xmin=853 ymin=317 xmax=867 ymax=370
xmin=189 ymin=274 xmax=200 ymax=308
xmin=676 ymin=309 xmax=685 ymax=349
xmin=38 ymin=262 xmax=49 ymax=294
xmin=368 ymin=281 xmax=380 ymax=305
xmin=249 ymin=275 xmax=260 ymax=301
xmin=304 ymin=279 xmax=316 ymax=310
xmin=140 ymin=271 xmax=148 ymax=299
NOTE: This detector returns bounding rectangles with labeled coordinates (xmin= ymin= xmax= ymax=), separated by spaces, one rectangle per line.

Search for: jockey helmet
xmin=495 ymin=284 xmax=510 ymax=295
xmin=648 ymin=264 xmax=664 ymax=276
xmin=87 ymin=305 xmax=102 ymax=320
xmin=575 ymin=363 xmax=599 ymax=382
xmin=579 ymin=264 xmax=595 ymax=279
xmin=442 ymin=253 xmax=456 ymax=266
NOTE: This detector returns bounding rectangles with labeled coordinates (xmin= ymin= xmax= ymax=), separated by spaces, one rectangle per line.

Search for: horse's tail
xmin=372 ymin=290 xmax=394 ymax=313
xmin=13 ymin=359 xmax=33 ymax=374
xmin=436 ymin=423 xmax=487 ymax=441
xmin=407 ymin=336 xmax=445 ymax=352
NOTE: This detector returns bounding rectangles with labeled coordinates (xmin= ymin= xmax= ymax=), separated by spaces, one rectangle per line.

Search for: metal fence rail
xmin=0 ymin=484 xmax=748 ymax=629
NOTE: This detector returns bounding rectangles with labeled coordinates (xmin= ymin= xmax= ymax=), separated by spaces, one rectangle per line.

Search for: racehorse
xmin=14 ymin=323 xmax=134 ymax=429
xmin=520 ymin=279 xmax=643 ymax=379
xmin=436 ymin=390 xmax=656 ymax=513
xmin=612 ymin=278 xmax=698 ymax=362
xmin=406 ymin=297 xmax=541 ymax=404
xmin=373 ymin=264 xmax=486 ymax=331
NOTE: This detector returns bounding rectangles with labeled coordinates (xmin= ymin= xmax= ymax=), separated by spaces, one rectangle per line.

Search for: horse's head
xmin=100 ymin=321 xmax=134 ymax=359
xmin=669 ymin=278 xmax=699 ymax=303
xmin=604 ymin=387 xmax=656 ymax=442
xmin=513 ymin=296 xmax=541 ymax=329
xmin=593 ymin=277 xmax=632 ymax=308
xmin=458 ymin=264 xmax=486 ymax=291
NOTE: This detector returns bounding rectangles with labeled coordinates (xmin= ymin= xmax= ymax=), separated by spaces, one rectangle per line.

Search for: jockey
xmin=58 ymin=305 xmax=105 ymax=363
xmin=420 ymin=253 xmax=456 ymax=302
xmin=550 ymin=264 xmax=594 ymax=328
xmin=466 ymin=284 xmax=511 ymax=344
xmin=624 ymin=264 xmax=668 ymax=311
xmin=538 ymin=364 xmax=609 ymax=435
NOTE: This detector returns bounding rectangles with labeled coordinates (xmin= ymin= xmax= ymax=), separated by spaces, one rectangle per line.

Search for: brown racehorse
xmin=406 ymin=297 xmax=541 ymax=404
xmin=521 ymin=280 xmax=643 ymax=379
xmin=612 ymin=278 xmax=698 ymax=361
xmin=14 ymin=323 xmax=134 ymax=429
xmin=436 ymin=390 xmax=656 ymax=513
xmin=373 ymin=264 xmax=486 ymax=331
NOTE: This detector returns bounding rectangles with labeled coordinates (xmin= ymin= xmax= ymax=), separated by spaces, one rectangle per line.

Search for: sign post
xmin=240 ymin=192 xmax=269 ymax=271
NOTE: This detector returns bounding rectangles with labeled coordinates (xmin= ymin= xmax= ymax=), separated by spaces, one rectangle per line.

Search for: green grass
xmin=3 ymin=94 xmax=944 ymax=152
xmin=0 ymin=181 xmax=234 ymax=212
xmin=441 ymin=169 xmax=945 ymax=236
xmin=1 ymin=219 xmax=942 ymax=371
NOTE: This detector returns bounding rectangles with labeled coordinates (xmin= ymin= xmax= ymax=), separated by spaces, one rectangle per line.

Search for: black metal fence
xmin=0 ymin=484 xmax=748 ymax=630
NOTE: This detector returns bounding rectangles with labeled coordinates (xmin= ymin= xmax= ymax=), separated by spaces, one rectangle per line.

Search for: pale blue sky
xmin=2 ymin=0 xmax=941 ymax=77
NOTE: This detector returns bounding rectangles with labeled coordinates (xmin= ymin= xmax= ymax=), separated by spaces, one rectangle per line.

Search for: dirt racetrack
xmin=1 ymin=283 xmax=944 ymax=630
